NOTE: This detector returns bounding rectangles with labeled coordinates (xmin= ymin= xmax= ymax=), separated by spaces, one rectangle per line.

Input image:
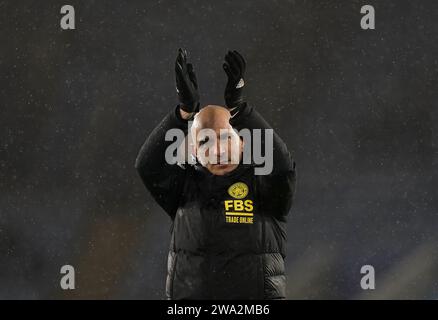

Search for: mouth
xmin=212 ymin=164 xmax=230 ymax=168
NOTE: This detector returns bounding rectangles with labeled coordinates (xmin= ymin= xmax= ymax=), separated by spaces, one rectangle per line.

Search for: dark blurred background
xmin=1 ymin=0 xmax=437 ymax=299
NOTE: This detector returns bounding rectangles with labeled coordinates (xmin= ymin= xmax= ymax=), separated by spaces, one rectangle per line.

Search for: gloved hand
xmin=223 ymin=50 xmax=246 ymax=112
xmin=175 ymin=48 xmax=200 ymax=113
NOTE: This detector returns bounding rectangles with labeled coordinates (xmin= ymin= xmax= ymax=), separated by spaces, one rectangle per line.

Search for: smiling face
xmin=191 ymin=105 xmax=244 ymax=176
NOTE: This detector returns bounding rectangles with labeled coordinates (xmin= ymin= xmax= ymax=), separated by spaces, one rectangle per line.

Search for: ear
xmin=188 ymin=124 xmax=197 ymax=158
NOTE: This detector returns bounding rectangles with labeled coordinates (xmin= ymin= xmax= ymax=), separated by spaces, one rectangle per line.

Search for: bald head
xmin=192 ymin=105 xmax=232 ymax=131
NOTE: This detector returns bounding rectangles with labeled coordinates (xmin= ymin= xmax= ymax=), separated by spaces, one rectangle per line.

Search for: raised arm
xmin=135 ymin=48 xmax=200 ymax=219
xmin=223 ymin=50 xmax=297 ymax=219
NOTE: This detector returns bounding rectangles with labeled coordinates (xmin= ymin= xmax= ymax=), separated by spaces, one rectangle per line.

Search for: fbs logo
xmin=228 ymin=182 xmax=249 ymax=199
xmin=225 ymin=182 xmax=253 ymax=224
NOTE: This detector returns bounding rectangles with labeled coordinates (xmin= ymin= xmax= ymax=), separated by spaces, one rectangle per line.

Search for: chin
xmin=208 ymin=164 xmax=234 ymax=175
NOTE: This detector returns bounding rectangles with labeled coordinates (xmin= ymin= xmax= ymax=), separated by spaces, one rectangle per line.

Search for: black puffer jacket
xmin=135 ymin=104 xmax=297 ymax=299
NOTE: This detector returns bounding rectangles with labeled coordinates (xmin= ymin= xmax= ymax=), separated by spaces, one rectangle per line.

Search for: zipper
xmin=254 ymin=174 xmax=265 ymax=299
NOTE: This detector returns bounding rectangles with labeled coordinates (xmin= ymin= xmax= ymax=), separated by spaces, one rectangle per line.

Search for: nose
xmin=212 ymin=140 xmax=226 ymax=159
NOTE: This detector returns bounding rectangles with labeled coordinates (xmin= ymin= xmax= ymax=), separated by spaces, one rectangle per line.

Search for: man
xmin=135 ymin=49 xmax=297 ymax=299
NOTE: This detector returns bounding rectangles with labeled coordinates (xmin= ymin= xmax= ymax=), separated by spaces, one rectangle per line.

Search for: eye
xmin=199 ymin=137 xmax=209 ymax=146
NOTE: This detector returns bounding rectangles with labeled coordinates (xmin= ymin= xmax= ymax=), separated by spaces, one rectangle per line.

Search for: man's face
xmin=191 ymin=107 xmax=244 ymax=176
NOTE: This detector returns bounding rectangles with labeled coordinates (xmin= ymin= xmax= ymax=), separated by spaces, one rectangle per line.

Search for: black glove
xmin=223 ymin=50 xmax=246 ymax=113
xmin=175 ymin=48 xmax=200 ymax=113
